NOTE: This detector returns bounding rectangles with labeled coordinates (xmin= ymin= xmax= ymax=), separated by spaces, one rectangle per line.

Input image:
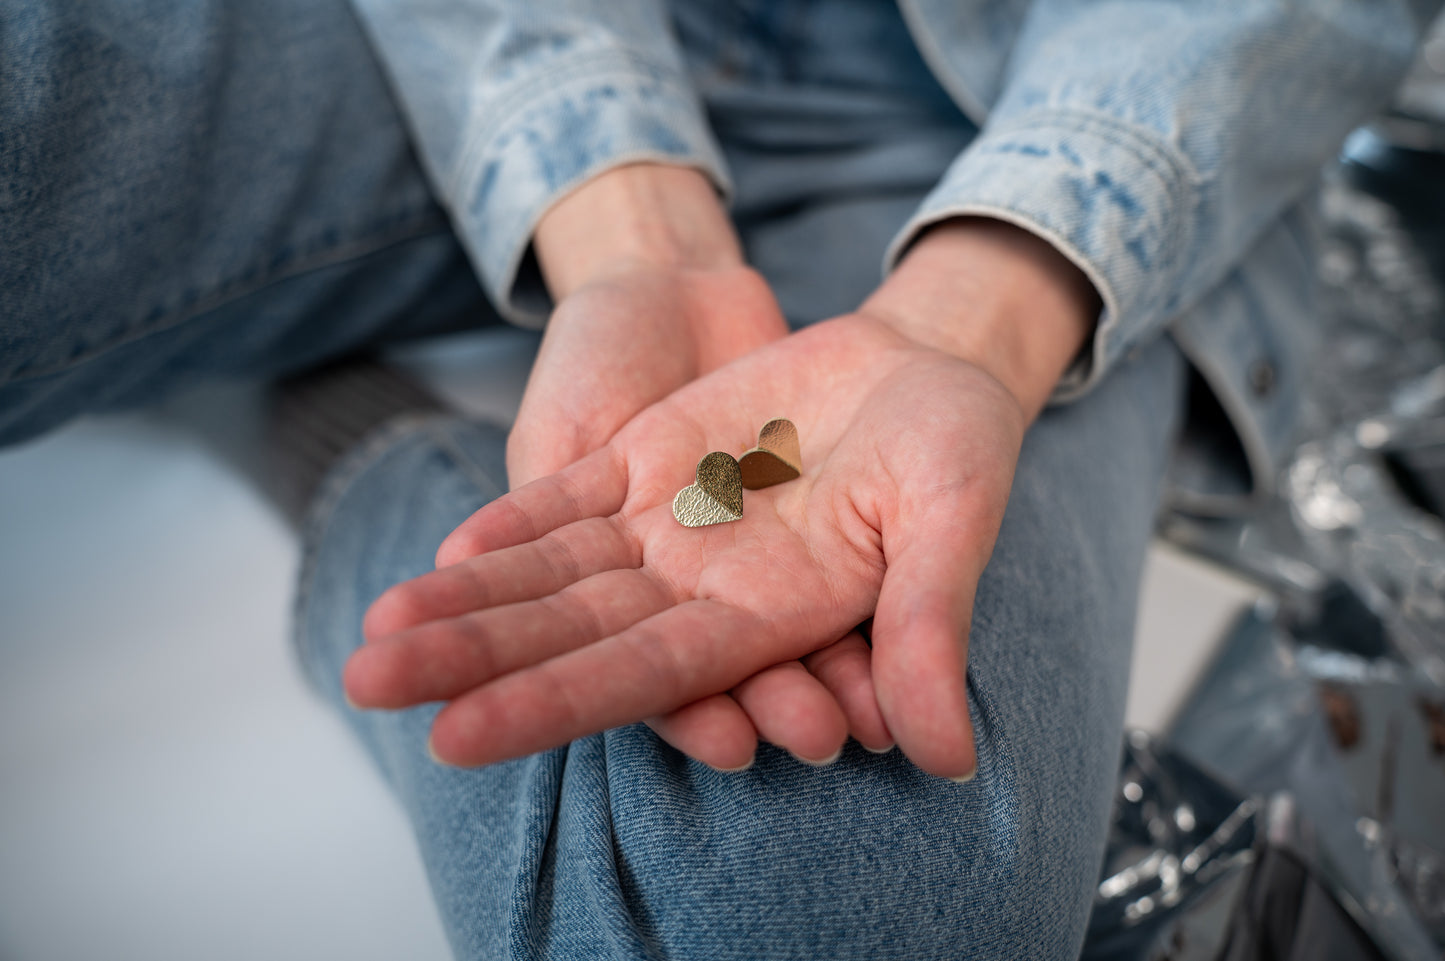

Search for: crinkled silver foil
xmin=1286 ymin=431 xmax=1445 ymax=689
xmin=1087 ymin=34 xmax=1445 ymax=956
xmin=1082 ymin=732 xmax=1258 ymax=961
xmin=1083 ymin=607 xmax=1445 ymax=960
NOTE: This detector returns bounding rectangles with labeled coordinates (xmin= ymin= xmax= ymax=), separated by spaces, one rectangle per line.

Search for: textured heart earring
xmin=740 ymin=418 xmax=801 ymax=490
xmin=672 ymin=451 xmax=744 ymax=527
xmin=671 ymin=419 xmax=803 ymax=528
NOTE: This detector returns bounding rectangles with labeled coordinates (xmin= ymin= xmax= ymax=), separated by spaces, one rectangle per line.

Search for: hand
xmin=348 ymin=315 xmax=1015 ymax=777
xmin=507 ymin=262 xmax=786 ymax=487
xmin=347 ymin=219 xmax=1098 ymax=778
xmin=513 ymin=162 xmax=824 ymax=761
xmin=511 ymin=163 xmax=787 ymax=488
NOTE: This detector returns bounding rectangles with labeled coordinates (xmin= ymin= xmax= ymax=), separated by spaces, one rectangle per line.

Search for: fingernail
xmin=709 ymin=754 xmax=755 ymax=773
xmin=795 ymin=747 xmax=843 ymax=767
xmin=426 ymin=736 xmax=449 ymax=767
xmin=863 ymin=742 xmax=896 ymax=755
xmin=948 ymin=766 xmax=977 ymax=784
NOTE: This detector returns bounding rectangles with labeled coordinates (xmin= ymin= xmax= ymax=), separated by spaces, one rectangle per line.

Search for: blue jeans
xmin=3 ymin=1 xmax=1187 ymax=956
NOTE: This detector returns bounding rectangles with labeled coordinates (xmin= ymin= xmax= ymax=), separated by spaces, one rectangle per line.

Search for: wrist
xmin=861 ymin=217 xmax=1100 ymax=421
xmin=533 ymin=163 xmax=744 ymax=300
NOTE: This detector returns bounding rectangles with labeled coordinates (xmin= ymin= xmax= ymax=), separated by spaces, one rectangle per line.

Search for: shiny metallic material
xmin=1083 ymin=731 xmax=1260 ymax=961
xmin=739 ymin=417 xmax=802 ymax=490
xmin=1162 ymin=606 xmax=1445 ymax=960
xmin=672 ymin=451 xmax=744 ymax=527
xmin=1128 ymin=62 xmax=1445 ymax=959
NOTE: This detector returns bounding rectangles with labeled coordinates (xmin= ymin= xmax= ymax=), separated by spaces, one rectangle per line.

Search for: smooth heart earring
xmin=740 ymin=418 xmax=801 ymax=490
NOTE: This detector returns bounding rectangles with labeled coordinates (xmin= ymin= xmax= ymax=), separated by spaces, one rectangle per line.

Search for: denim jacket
xmin=347 ymin=0 xmax=1437 ymax=511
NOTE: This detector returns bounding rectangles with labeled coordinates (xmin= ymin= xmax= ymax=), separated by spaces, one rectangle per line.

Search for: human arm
xmin=343 ymin=216 xmax=1098 ymax=778
xmin=345 ymin=0 xmax=731 ymax=327
xmin=343 ymin=0 xmax=904 ymax=761
xmin=345 ymin=0 xmax=791 ymax=475
xmin=511 ymin=163 xmax=787 ymax=486
xmin=893 ymin=0 xmax=1434 ymax=407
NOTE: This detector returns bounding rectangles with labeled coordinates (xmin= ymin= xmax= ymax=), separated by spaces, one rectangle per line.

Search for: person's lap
xmin=4 ymin=2 xmax=1188 ymax=956
xmin=293 ymin=329 xmax=1184 ymax=960
xmin=0 ymin=0 xmax=492 ymax=447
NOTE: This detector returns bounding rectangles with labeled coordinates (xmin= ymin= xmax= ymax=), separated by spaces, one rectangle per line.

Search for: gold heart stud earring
xmin=672 ymin=451 xmax=744 ymax=527
xmin=739 ymin=418 xmax=801 ymax=490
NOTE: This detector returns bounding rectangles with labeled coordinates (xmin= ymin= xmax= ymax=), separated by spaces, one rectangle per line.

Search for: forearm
xmin=862 ymin=217 xmax=1100 ymax=423
xmin=349 ymin=0 xmax=729 ymax=324
xmin=534 ymin=163 xmax=744 ymax=299
xmin=894 ymin=1 xmax=1429 ymax=407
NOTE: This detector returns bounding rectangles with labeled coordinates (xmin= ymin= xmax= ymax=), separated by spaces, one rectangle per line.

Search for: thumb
xmin=505 ymin=402 xmax=593 ymax=490
xmin=870 ymin=492 xmax=1003 ymax=780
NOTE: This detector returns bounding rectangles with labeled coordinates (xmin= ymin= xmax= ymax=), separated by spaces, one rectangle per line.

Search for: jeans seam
xmin=291 ymin=414 xmax=509 ymax=686
xmin=9 ymin=208 xmax=454 ymax=384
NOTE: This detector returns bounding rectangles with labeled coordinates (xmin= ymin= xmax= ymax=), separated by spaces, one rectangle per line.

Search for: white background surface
xmin=0 ymin=330 xmax=1259 ymax=960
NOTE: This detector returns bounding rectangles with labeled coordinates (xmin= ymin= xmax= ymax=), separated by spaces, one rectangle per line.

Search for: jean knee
xmin=594 ymin=715 xmax=1093 ymax=961
xmin=292 ymin=415 xmax=509 ymax=702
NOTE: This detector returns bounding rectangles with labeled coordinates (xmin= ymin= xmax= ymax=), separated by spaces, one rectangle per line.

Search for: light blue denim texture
xmin=347 ymin=0 xmax=1439 ymax=509
xmin=3 ymin=0 xmax=1437 ymax=501
xmin=0 ymin=0 xmax=495 ymax=446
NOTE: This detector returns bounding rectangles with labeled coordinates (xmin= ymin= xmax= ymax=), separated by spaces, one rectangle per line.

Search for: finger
xmin=345 ymin=567 xmax=674 ymax=709
xmin=506 ymin=411 xmax=589 ymax=492
xmin=732 ymin=662 xmax=848 ymax=765
xmin=364 ymin=516 xmax=639 ymax=639
xmin=872 ymin=499 xmax=997 ymax=780
xmin=802 ymin=632 xmax=893 ymax=753
xmin=429 ymin=599 xmax=791 ymax=767
xmin=436 ymin=446 xmax=628 ymax=567
xmin=645 ymin=695 xmax=759 ymax=772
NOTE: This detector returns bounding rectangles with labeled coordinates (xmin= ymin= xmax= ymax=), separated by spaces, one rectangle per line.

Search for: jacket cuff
xmin=453 ymin=53 xmax=730 ymax=327
xmin=884 ymin=109 xmax=1200 ymax=402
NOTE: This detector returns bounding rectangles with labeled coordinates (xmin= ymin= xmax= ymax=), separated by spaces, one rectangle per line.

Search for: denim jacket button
xmin=1248 ymin=360 xmax=1277 ymax=398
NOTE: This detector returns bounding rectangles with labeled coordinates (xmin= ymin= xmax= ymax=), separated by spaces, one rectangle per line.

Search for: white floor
xmin=0 ymin=330 xmax=1260 ymax=960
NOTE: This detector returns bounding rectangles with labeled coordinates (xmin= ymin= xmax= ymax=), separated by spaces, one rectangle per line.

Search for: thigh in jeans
xmin=294 ymin=332 xmax=1184 ymax=961
xmin=0 ymin=0 xmax=493 ymax=446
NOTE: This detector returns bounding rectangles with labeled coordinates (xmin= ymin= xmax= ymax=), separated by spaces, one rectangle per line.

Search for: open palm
xmin=346 ymin=314 xmax=1027 ymax=779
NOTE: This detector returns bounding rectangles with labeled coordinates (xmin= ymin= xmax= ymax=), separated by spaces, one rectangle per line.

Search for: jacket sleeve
xmin=346 ymin=0 xmax=729 ymax=325
xmin=887 ymin=0 xmax=1438 ymax=401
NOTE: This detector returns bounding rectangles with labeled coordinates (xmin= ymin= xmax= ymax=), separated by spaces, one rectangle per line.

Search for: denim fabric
xmin=295 ymin=332 xmax=1184 ymax=960
xmin=5 ymin=0 xmax=1436 ymax=501
xmin=283 ymin=25 xmax=1193 ymax=946
xmin=0 ymin=0 xmax=495 ymax=446
xmin=344 ymin=0 xmax=1439 ymax=506
xmin=889 ymin=0 xmax=1431 ymax=394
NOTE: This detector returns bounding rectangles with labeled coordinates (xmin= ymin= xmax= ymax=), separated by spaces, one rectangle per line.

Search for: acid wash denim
xmin=345 ymin=0 xmax=1439 ymax=512
xmin=0 ymin=1 xmax=1421 ymax=957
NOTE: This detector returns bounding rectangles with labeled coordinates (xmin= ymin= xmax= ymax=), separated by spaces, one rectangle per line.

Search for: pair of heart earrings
xmin=672 ymin=418 xmax=802 ymax=527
